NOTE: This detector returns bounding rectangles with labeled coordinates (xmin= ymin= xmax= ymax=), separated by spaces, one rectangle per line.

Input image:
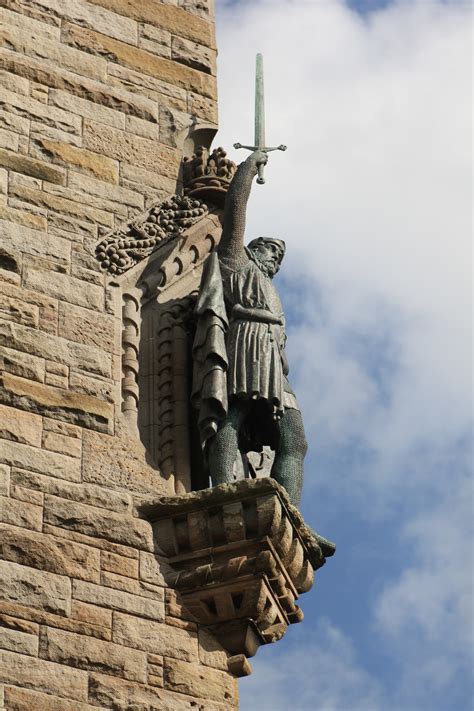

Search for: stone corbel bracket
xmin=140 ymin=478 xmax=330 ymax=677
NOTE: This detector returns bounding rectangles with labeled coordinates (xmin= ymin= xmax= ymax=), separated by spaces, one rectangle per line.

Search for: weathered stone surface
xmin=0 ymin=372 xmax=113 ymax=433
xmin=0 ymin=598 xmax=111 ymax=642
xmin=63 ymin=23 xmax=216 ymax=100
xmin=187 ymin=89 xmax=218 ymax=124
xmin=0 ymin=611 xmax=38 ymax=635
xmin=0 ymin=524 xmax=100 ymax=582
xmin=42 ymin=180 xmax=129 ymax=219
xmin=71 ymin=600 xmax=112 ymax=628
xmin=0 ymin=85 xmax=81 ymax=135
xmin=0 ymin=25 xmax=107 ymax=82
xmin=68 ymin=170 xmax=144 ymax=209
xmin=0 ymin=147 xmax=65 ymax=184
xmin=1 ymin=219 xmax=71 ymax=264
xmin=58 ymin=301 xmax=116 ymax=352
xmin=139 ymin=551 xmax=171 ymax=587
xmin=87 ymin=0 xmax=216 ymax=48
xmin=138 ymin=23 xmax=171 ymax=59
xmin=0 ymin=322 xmax=111 ymax=376
xmin=125 ymin=113 xmax=159 ymax=140
xmin=0 ymin=7 xmax=60 ymax=42
xmin=0 ymin=438 xmax=81 ymax=482
xmin=43 ymin=523 xmax=139 ymax=559
xmin=31 ymin=137 xmax=119 ymax=183
xmin=0 ymin=202 xmax=47 ymax=231
xmin=82 ymin=429 xmax=171 ymax=496
xmin=0 ymin=649 xmax=88 ymax=701
xmin=120 ymin=162 xmax=176 ymax=193
xmin=0 ymin=561 xmax=71 ymax=616
xmin=0 ymin=282 xmax=58 ymax=333
xmin=48 ymin=88 xmax=125 ymax=129
xmin=113 ymin=612 xmax=197 ymax=660
xmin=67 ymin=370 xmax=115 ymax=404
xmin=84 ymin=120 xmax=179 ymax=175
xmin=102 ymin=550 xmax=139 ymax=578
xmin=10 ymin=483 xmax=43 ymax=506
xmin=43 ymin=417 xmax=81 ymax=438
xmin=0 ymin=48 xmax=158 ymax=122
xmin=164 ymin=658 xmax=237 ymax=705
xmin=198 ymin=628 xmax=229 ymax=671
xmin=0 ymin=463 xmax=9 ymax=496
xmin=0 ymin=403 xmax=42 ymax=447
xmin=108 ymin=63 xmax=187 ymax=111
xmin=0 ymin=293 xmax=39 ymax=328
xmin=3 ymin=686 xmax=101 ymax=711
xmin=0 ymin=626 xmax=38 ymax=656
xmin=5 ymin=0 xmax=138 ymax=43
xmin=0 ymin=67 xmax=30 ymax=94
xmin=100 ymin=570 xmax=138 ymax=594
xmin=179 ymin=0 xmax=212 ymax=20
xmin=0 ymin=127 xmax=18 ymax=151
xmin=171 ymin=36 xmax=215 ymax=75
xmin=88 ymin=672 xmax=231 ymax=711
xmin=40 ymin=627 xmax=147 ymax=682
xmin=9 ymin=182 xmax=114 ymax=228
xmin=0 ymin=495 xmax=42 ymax=532
xmin=44 ymin=496 xmax=153 ymax=550
xmin=73 ymin=580 xmax=163 ymax=620
xmin=159 ymin=104 xmax=193 ymax=147
xmin=42 ymin=430 xmax=82 ymax=458
xmin=0 ymin=107 xmax=30 ymax=136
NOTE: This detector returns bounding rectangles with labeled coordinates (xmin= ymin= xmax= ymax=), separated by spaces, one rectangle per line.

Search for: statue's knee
xmin=279 ymin=411 xmax=307 ymax=458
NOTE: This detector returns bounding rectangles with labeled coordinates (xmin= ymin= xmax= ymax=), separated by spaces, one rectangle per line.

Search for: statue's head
xmin=247 ymin=237 xmax=286 ymax=278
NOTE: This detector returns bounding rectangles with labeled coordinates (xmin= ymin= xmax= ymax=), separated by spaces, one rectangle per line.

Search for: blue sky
xmin=214 ymin=1 xmax=472 ymax=709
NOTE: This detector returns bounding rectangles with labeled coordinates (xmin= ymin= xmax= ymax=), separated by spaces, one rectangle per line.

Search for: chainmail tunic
xmin=220 ymin=254 xmax=298 ymax=416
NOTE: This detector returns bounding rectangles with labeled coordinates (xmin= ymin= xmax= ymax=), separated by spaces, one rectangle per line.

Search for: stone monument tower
xmin=0 ymin=2 xmax=333 ymax=709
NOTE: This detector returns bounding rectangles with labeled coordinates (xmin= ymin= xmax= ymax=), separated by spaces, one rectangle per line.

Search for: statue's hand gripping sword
xmin=234 ymin=53 xmax=286 ymax=184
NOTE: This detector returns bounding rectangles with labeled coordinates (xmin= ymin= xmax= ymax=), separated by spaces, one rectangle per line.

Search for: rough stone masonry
xmin=0 ymin=0 xmax=242 ymax=708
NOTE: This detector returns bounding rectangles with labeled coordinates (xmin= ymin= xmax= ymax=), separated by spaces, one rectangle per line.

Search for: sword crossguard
xmin=233 ymin=143 xmax=287 ymax=185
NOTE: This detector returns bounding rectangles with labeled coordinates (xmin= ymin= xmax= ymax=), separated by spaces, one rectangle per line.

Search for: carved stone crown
xmin=182 ymin=146 xmax=237 ymax=207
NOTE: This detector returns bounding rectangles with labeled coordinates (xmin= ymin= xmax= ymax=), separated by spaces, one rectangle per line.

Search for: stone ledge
xmin=139 ymin=479 xmax=334 ymax=674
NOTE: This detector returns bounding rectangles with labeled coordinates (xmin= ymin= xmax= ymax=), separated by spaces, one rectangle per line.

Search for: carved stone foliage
xmin=140 ymin=478 xmax=329 ymax=673
xmin=96 ymin=195 xmax=209 ymax=276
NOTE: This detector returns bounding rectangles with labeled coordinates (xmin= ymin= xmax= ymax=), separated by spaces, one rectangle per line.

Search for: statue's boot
xmin=310 ymin=528 xmax=336 ymax=558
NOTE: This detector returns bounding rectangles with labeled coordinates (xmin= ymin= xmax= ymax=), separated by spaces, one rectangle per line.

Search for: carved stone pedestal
xmin=140 ymin=479 xmax=332 ymax=676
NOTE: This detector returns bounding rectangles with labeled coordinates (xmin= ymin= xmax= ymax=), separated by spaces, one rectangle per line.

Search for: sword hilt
xmin=233 ymin=143 xmax=287 ymax=186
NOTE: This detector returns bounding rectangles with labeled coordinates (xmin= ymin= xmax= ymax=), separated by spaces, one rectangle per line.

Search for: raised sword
xmin=234 ymin=53 xmax=286 ymax=184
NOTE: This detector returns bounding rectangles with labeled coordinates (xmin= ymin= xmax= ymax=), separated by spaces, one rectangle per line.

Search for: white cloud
xmin=215 ymin=0 xmax=472 ymax=708
xmin=239 ymin=619 xmax=384 ymax=711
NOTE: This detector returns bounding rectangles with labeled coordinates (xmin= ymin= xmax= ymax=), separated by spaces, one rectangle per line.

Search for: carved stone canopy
xmin=140 ymin=478 xmax=330 ymax=676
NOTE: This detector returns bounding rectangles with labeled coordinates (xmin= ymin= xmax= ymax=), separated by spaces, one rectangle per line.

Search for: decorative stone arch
xmin=95 ymin=147 xmax=236 ymax=496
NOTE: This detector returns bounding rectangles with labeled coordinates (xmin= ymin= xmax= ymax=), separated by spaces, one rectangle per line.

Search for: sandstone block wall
xmin=0 ymin=1 xmax=239 ymax=708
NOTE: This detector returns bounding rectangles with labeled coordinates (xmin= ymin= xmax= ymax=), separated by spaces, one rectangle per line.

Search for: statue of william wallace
xmin=192 ymin=150 xmax=307 ymax=507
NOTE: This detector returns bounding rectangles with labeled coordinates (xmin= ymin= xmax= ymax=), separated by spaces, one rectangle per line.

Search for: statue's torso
xmin=219 ymin=257 xmax=296 ymax=414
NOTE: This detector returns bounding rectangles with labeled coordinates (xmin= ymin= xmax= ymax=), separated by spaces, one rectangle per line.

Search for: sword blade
xmin=254 ymin=53 xmax=265 ymax=149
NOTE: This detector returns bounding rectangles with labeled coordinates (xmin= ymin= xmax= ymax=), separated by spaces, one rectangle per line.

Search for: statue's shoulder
xmin=218 ymin=251 xmax=251 ymax=274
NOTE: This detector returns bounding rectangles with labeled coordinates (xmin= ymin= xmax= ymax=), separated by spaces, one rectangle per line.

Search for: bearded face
xmin=249 ymin=240 xmax=285 ymax=278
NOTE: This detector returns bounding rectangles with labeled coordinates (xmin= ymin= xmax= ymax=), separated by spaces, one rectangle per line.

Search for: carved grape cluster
xmin=95 ymin=195 xmax=208 ymax=275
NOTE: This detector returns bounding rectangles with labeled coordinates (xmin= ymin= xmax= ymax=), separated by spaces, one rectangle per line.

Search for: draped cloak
xmin=192 ymin=250 xmax=299 ymax=450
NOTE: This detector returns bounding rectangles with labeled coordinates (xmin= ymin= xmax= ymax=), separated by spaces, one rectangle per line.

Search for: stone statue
xmin=192 ymin=150 xmax=307 ymax=506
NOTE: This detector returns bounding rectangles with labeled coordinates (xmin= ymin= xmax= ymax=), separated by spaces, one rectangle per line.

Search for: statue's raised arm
xmin=218 ymin=151 xmax=268 ymax=267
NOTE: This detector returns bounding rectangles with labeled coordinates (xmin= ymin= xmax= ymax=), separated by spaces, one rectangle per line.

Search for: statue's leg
xmin=271 ymin=408 xmax=308 ymax=507
xmin=207 ymin=398 xmax=250 ymax=486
